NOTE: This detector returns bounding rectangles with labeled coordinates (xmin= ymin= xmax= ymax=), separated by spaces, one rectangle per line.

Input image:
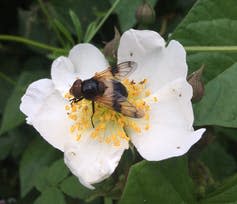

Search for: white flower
xmin=20 ymin=29 xmax=205 ymax=189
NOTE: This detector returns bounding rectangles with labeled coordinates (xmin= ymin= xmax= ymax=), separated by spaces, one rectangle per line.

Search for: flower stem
xmin=185 ymin=46 xmax=237 ymax=52
xmin=86 ymin=0 xmax=121 ymax=42
xmin=0 ymin=35 xmax=67 ymax=54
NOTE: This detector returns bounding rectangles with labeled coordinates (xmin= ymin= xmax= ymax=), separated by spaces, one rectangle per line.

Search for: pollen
xmin=64 ymin=92 xmax=73 ymax=99
xmin=145 ymin=124 xmax=150 ymax=130
xmin=75 ymin=134 xmax=81 ymax=141
xmin=64 ymin=78 xmax=153 ymax=147
xmin=145 ymin=90 xmax=151 ymax=97
xmin=69 ymin=114 xmax=77 ymax=121
xmin=65 ymin=105 xmax=70 ymax=111
xmin=70 ymin=125 xmax=77 ymax=133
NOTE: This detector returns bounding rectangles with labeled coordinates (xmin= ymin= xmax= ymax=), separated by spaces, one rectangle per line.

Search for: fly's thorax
xmin=82 ymin=78 xmax=100 ymax=100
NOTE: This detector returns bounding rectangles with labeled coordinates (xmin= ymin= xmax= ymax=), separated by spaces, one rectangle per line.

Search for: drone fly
xmin=69 ymin=61 xmax=144 ymax=127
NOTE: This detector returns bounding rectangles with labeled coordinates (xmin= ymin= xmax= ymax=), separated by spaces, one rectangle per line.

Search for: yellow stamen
xmin=65 ymin=105 xmax=70 ymax=111
xmin=64 ymin=78 xmax=154 ymax=146
xmin=69 ymin=114 xmax=77 ymax=121
xmin=105 ymin=136 xmax=111 ymax=144
xmin=70 ymin=125 xmax=76 ymax=133
xmin=71 ymin=104 xmax=77 ymax=112
xmin=145 ymin=124 xmax=150 ymax=130
xmin=113 ymin=140 xmax=120 ymax=147
xmin=75 ymin=134 xmax=81 ymax=141
xmin=145 ymin=90 xmax=151 ymax=97
xmin=64 ymin=93 xmax=73 ymax=99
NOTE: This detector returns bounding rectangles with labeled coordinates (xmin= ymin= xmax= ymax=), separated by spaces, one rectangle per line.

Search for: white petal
xmin=132 ymin=126 xmax=205 ymax=161
xmin=68 ymin=43 xmax=109 ymax=80
xmin=118 ymin=29 xmax=165 ymax=58
xmin=20 ymin=79 xmax=54 ymax=124
xmin=146 ymin=79 xmax=194 ymax=128
xmin=129 ymin=79 xmax=205 ymax=161
xmin=118 ymin=29 xmax=187 ymax=91
xmin=64 ymin=131 xmax=128 ymax=189
xmin=20 ymin=79 xmax=71 ymax=151
xmin=51 ymin=56 xmax=77 ymax=95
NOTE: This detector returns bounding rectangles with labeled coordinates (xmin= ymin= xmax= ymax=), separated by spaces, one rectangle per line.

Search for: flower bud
xmin=136 ymin=1 xmax=156 ymax=26
xmin=188 ymin=65 xmax=205 ymax=103
xmin=103 ymin=27 xmax=120 ymax=61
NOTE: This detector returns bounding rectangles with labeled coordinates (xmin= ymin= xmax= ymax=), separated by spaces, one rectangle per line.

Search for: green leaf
xmin=53 ymin=19 xmax=74 ymax=46
xmin=69 ymin=10 xmax=83 ymax=43
xmin=120 ymin=157 xmax=196 ymax=204
xmin=194 ymin=63 xmax=237 ymax=127
xmin=187 ymin=53 xmax=236 ymax=83
xmin=35 ymin=167 xmax=50 ymax=193
xmin=0 ymin=74 xmax=13 ymax=115
xmin=34 ymin=187 xmax=66 ymax=204
xmin=48 ymin=0 xmax=110 ymax=31
xmin=0 ymin=128 xmax=31 ymax=160
xmin=214 ymin=127 xmax=237 ymax=141
xmin=171 ymin=0 xmax=237 ymax=82
xmin=200 ymin=174 xmax=237 ymax=204
xmin=46 ymin=159 xmax=69 ymax=186
xmin=200 ymin=142 xmax=237 ymax=180
xmin=35 ymin=159 xmax=69 ymax=192
xmin=84 ymin=21 xmax=99 ymax=43
xmin=109 ymin=0 xmax=158 ymax=31
xmin=0 ymin=71 xmax=46 ymax=135
xmin=20 ymin=138 xmax=59 ymax=197
xmin=60 ymin=176 xmax=93 ymax=200
xmin=171 ymin=0 xmax=237 ymax=46
xmin=0 ymin=134 xmax=15 ymax=160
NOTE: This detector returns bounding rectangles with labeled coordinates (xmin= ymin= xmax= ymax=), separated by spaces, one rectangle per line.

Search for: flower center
xmin=64 ymin=79 xmax=153 ymax=146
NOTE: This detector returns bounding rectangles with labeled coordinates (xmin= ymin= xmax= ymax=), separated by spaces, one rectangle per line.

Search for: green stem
xmin=185 ymin=46 xmax=237 ymax=52
xmin=86 ymin=0 xmax=121 ymax=42
xmin=2 ymin=34 xmax=237 ymax=55
xmin=104 ymin=197 xmax=113 ymax=204
xmin=0 ymin=35 xmax=66 ymax=53
xmin=0 ymin=72 xmax=16 ymax=85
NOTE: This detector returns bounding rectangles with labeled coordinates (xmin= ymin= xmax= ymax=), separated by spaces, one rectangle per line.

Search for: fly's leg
xmin=70 ymin=97 xmax=83 ymax=105
xmin=91 ymin=101 xmax=95 ymax=128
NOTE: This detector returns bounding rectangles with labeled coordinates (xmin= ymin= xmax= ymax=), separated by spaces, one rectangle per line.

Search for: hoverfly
xmin=69 ymin=61 xmax=144 ymax=127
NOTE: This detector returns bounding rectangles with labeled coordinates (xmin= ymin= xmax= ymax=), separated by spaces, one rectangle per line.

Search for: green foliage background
xmin=0 ymin=0 xmax=237 ymax=203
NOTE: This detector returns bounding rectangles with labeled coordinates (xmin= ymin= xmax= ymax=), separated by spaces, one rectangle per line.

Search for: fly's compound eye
xmin=70 ymin=79 xmax=82 ymax=98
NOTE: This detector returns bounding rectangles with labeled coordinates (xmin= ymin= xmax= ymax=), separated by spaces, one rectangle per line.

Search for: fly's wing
xmin=95 ymin=79 xmax=144 ymax=118
xmin=94 ymin=61 xmax=137 ymax=81
xmin=111 ymin=61 xmax=137 ymax=80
